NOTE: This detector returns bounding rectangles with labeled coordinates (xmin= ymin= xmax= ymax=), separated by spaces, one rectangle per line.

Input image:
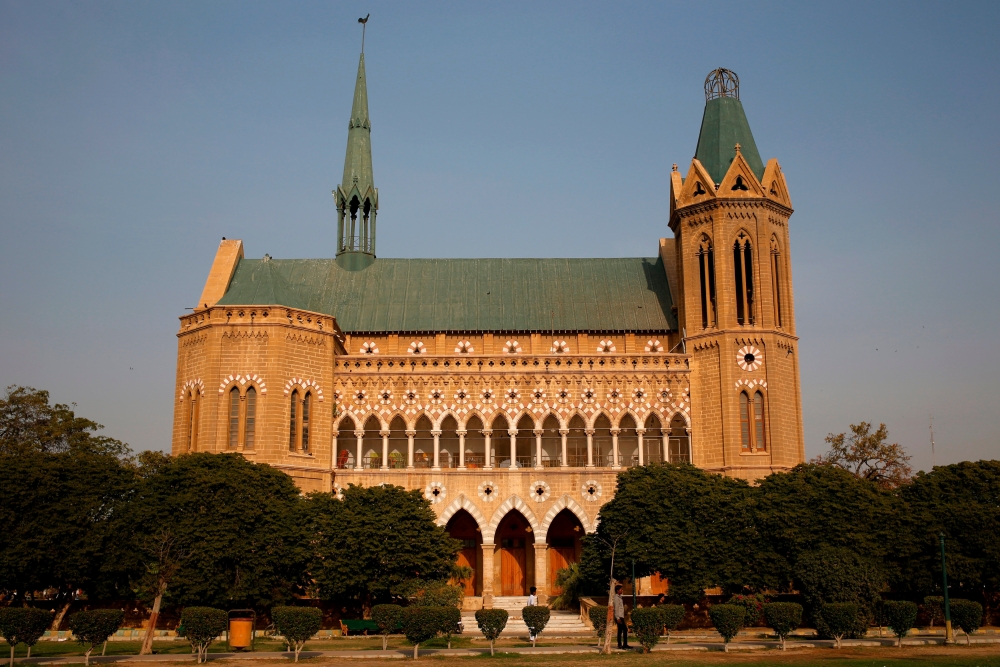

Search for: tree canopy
xmin=815 ymin=421 xmax=911 ymax=489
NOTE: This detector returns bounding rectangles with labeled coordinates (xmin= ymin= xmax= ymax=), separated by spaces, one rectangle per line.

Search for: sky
xmin=1 ymin=1 xmax=998 ymax=471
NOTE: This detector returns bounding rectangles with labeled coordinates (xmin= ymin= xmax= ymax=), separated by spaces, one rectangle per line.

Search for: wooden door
xmin=548 ymin=547 xmax=576 ymax=595
xmin=500 ymin=539 xmax=526 ymax=595
xmin=456 ymin=547 xmax=477 ymax=596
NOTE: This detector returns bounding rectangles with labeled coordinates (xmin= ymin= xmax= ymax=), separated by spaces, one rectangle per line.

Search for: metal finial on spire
xmin=704 ymin=68 xmax=739 ymax=101
xmin=358 ymin=14 xmax=370 ymax=54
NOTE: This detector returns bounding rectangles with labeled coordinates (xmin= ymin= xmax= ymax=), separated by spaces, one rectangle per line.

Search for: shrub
xmin=795 ymin=548 xmax=883 ymax=639
xmin=762 ymin=602 xmax=802 ymax=650
xmin=729 ymin=594 xmax=767 ymax=626
xmin=179 ymin=607 xmax=227 ymax=664
xmin=410 ymin=580 xmax=464 ymax=608
xmin=400 ymin=607 xmax=440 ymax=659
xmin=371 ymin=604 xmax=403 ymax=651
xmin=708 ymin=604 xmax=745 ymax=652
xmin=271 ymin=606 xmax=322 ymax=662
xmin=474 ymin=609 xmax=508 ymax=656
xmin=950 ymin=599 xmax=983 ymax=645
xmin=522 ymin=606 xmax=550 ymax=648
xmin=817 ymin=603 xmax=857 ymax=649
xmin=588 ymin=606 xmax=608 ymax=641
xmin=630 ymin=608 xmax=663 ymax=653
xmin=882 ymin=600 xmax=918 ymax=647
xmin=0 ymin=608 xmax=52 ymax=665
xmin=659 ymin=604 xmax=685 ymax=644
xmin=923 ymin=596 xmax=945 ymax=627
xmin=550 ymin=563 xmax=584 ymax=610
xmin=437 ymin=606 xmax=462 ymax=649
xmin=67 ymin=609 xmax=124 ymax=667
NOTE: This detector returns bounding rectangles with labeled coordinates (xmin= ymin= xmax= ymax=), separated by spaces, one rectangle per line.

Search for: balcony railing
xmin=334 ymin=447 xmax=692 ymax=470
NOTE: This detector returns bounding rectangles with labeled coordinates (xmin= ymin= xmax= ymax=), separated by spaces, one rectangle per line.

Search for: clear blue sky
xmin=2 ymin=1 xmax=998 ymax=471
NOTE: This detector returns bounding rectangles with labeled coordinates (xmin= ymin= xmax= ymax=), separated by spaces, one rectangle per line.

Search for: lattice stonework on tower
xmin=171 ymin=60 xmax=804 ymax=605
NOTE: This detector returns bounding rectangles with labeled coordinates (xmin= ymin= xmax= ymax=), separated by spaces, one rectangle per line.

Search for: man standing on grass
xmin=614 ymin=584 xmax=630 ymax=649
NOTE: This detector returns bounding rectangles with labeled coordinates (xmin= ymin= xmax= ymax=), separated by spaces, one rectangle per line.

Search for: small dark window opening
xmin=693 ymin=181 xmax=706 ymax=196
xmin=698 ymin=239 xmax=717 ymax=328
xmin=731 ymin=175 xmax=749 ymax=191
xmin=733 ymin=242 xmax=745 ymax=325
xmin=744 ymin=241 xmax=755 ymax=324
xmin=771 ymin=246 xmax=783 ymax=327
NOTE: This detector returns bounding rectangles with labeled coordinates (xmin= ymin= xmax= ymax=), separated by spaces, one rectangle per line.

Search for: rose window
xmin=408 ymin=341 xmax=427 ymax=354
xmin=645 ymin=339 xmax=664 ymax=353
xmin=404 ymin=390 xmax=418 ymax=405
xmin=378 ymin=390 xmax=392 ymax=405
xmin=530 ymin=480 xmax=551 ymax=502
xmin=360 ymin=341 xmax=379 ymax=355
xmin=597 ymin=340 xmax=616 ymax=353
xmin=633 ymin=388 xmax=645 ymax=402
xmin=481 ymin=388 xmax=494 ymax=402
xmin=506 ymin=388 xmax=520 ymax=402
xmin=582 ymin=480 xmax=603 ymax=502
xmin=477 ymin=480 xmax=498 ymax=502
xmin=502 ymin=340 xmax=522 ymax=354
xmin=582 ymin=388 xmax=596 ymax=403
xmin=659 ymin=389 xmax=671 ymax=403
xmin=608 ymin=389 xmax=621 ymax=403
xmin=557 ymin=389 xmax=570 ymax=403
xmin=454 ymin=340 xmax=475 ymax=354
xmin=737 ymin=346 xmax=763 ymax=372
xmin=532 ymin=388 xmax=546 ymax=403
xmin=354 ymin=390 xmax=368 ymax=404
xmin=455 ymin=389 xmax=469 ymax=404
xmin=424 ymin=481 xmax=446 ymax=504
xmin=429 ymin=389 xmax=443 ymax=404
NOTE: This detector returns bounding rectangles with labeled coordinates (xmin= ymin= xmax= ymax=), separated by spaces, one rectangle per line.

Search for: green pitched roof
xmin=694 ymin=97 xmax=765 ymax=184
xmin=339 ymin=53 xmax=375 ymax=203
xmin=216 ymin=257 xmax=676 ymax=333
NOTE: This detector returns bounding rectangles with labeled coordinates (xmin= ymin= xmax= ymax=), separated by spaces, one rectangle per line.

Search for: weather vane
xmin=358 ymin=14 xmax=370 ymax=54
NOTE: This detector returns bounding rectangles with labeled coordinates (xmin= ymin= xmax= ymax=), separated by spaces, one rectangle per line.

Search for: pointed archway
xmin=546 ymin=509 xmax=585 ymax=596
xmin=445 ymin=509 xmax=482 ymax=596
xmin=495 ymin=510 xmax=532 ymax=596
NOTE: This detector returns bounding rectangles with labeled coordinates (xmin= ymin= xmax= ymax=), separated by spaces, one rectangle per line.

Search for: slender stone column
xmin=636 ymin=427 xmax=646 ymax=466
xmin=586 ymin=429 xmax=595 ymax=468
xmin=481 ymin=543 xmax=495 ymax=608
xmin=559 ymin=429 xmax=569 ymax=467
xmin=534 ymin=542 xmax=549 ymax=602
xmin=686 ymin=427 xmax=693 ymax=463
xmin=509 ymin=429 xmax=517 ymax=469
xmin=484 ymin=430 xmax=493 ymax=469
xmin=662 ymin=431 xmax=669 ymax=463
xmin=611 ymin=428 xmax=621 ymax=470
xmin=406 ymin=430 xmax=416 ymax=468
xmin=331 ymin=431 xmax=339 ymax=469
xmin=432 ymin=430 xmax=442 ymax=470
xmin=354 ymin=429 xmax=364 ymax=470
xmin=380 ymin=430 xmax=390 ymax=469
xmin=534 ymin=429 xmax=544 ymax=469
xmin=457 ymin=430 xmax=467 ymax=469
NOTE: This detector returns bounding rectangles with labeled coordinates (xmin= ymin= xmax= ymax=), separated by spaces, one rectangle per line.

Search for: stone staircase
xmin=462 ymin=597 xmax=592 ymax=637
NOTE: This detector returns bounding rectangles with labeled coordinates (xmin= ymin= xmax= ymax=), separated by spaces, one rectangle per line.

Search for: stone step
xmin=462 ymin=609 xmax=591 ymax=636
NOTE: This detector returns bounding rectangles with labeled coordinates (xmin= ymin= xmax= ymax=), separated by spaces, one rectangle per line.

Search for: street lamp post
xmin=940 ymin=533 xmax=954 ymax=643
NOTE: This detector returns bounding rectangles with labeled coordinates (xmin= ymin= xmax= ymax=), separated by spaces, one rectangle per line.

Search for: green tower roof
xmin=339 ymin=53 xmax=375 ymax=200
xmin=694 ymin=96 xmax=765 ymax=185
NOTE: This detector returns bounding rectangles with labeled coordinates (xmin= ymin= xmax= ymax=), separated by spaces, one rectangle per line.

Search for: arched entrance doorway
xmin=547 ymin=509 xmax=584 ymax=595
xmin=446 ymin=510 xmax=481 ymax=596
xmin=496 ymin=511 xmax=531 ymax=596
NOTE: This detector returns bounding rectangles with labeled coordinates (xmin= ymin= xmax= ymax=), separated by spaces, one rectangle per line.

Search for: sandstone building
xmin=172 ymin=54 xmax=803 ymax=605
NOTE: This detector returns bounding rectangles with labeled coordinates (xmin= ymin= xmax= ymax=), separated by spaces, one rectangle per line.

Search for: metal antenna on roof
xmin=358 ymin=14 xmax=370 ymax=54
xmin=929 ymin=414 xmax=936 ymax=468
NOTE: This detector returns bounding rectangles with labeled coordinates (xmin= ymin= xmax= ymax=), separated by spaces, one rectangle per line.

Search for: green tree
xmin=400 ymin=607 xmax=439 ymax=659
xmin=708 ymin=604 xmax=744 ymax=652
xmin=67 ymin=610 xmax=124 ymax=666
xmin=474 ymin=609 xmax=508 ymax=656
xmin=550 ymin=563 xmax=584 ymax=610
xmin=271 ymin=606 xmax=322 ymax=662
xmin=816 ymin=421 xmax=912 ymax=489
xmin=436 ymin=606 xmax=462 ymax=649
xmin=178 ymin=607 xmax=227 ymax=664
xmin=761 ymin=602 xmax=801 ymax=650
xmin=923 ymin=596 xmax=945 ymax=627
xmin=881 ymin=600 xmax=917 ymax=647
xmin=301 ymin=485 xmax=460 ymax=616
xmin=114 ymin=451 xmax=305 ymax=647
xmin=581 ymin=464 xmax=756 ymax=603
xmin=950 ymin=599 xmax=983 ymax=644
xmin=0 ymin=607 xmax=52 ymax=665
xmin=522 ymin=606 xmax=550 ymax=648
xmin=629 ymin=607 xmax=662 ymax=653
xmin=794 ymin=547 xmax=883 ymax=638
xmin=896 ymin=461 xmax=1000 ymax=615
xmin=659 ymin=604 xmax=685 ymax=644
xmin=371 ymin=604 xmax=402 ymax=651
xmin=817 ymin=603 xmax=859 ymax=649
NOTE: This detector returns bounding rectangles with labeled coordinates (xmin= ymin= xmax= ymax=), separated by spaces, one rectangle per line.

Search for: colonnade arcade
xmin=438 ymin=493 xmax=590 ymax=599
xmin=332 ymin=410 xmax=691 ymax=470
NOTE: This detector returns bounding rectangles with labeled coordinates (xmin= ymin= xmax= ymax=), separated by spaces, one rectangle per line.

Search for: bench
xmin=339 ymin=619 xmax=379 ymax=636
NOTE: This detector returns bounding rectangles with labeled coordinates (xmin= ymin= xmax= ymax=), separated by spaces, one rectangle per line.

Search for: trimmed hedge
xmin=179 ymin=607 xmax=227 ymax=664
xmin=437 ymin=606 xmax=462 ymax=649
xmin=371 ymin=604 xmax=403 ymax=650
xmin=882 ymin=600 xmax=918 ymax=647
xmin=630 ymin=608 xmax=662 ymax=653
xmin=272 ymin=606 xmax=322 ymax=662
xmin=817 ymin=603 xmax=858 ymax=649
xmin=522 ymin=606 xmax=550 ymax=647
xmin=474 ymin=609 xmax=508 ymax=656
xmin=0 ymin=607 xmax=52 ymax=664
xmin=950 ymin=599 xmax=983 ymax=644
xmin=923 ymin=596 xmax=945 ymax=627
xmin=67 ymin=610 xmax=124 ymax=667
xmin=762 ymin=602 xmax=802 ymax=650
xmin=708 ymin=604 xmax=745 ymax=652
xmin=659 ymin=605 xmax=685 ymax=644
xmin=401 ymin=607 xmax=440 ymax=659
xmin=588 ymin=606 xmax=608 ymax=641
xmin=729 ymin=594 xmax=766 ymax=626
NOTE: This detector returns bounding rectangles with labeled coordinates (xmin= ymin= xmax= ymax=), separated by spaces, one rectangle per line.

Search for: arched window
xmin=770 ymin=237 xmax=783 ymax=328
xmin=567 ymin=415 xmax=587 ymax=467
xmin=739 ymin=391 xmax=767 ymax=451
xmin=697 ymin=236 xmax=717 ymax=328
xmin=618 ymin=415 xmax=639 ymax=467
xmin=644 ymin=415 xmax=663 ymax=465
xmin=592 ymin=415 xmax=613 ymax=467
xmin=336 ymin=417 xmax=356 ymax=468
xmin=301 ymin=392 xmax=312 ymax=452
xmin=244 ymin=387 xmax=256 ymax=450
xmin=289 ymin=389 xmax=299 ymax=451
xmin=228 ymin=387 xmax=240 ymax=450
xmin=668 ymin=414 xmax=690 ymax=463
xmin=733 ymin=233 xmax=755 ymax=326
xmin=186 ymin=390 xmax=199 ymax=452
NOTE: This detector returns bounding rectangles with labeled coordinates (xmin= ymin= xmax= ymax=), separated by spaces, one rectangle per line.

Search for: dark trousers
xmin=616 ymin=618 xmax=629 ymax=647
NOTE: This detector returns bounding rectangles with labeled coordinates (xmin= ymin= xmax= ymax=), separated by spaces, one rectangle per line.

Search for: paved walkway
xmin=12 ymin=636 xmax=1000 ymax=664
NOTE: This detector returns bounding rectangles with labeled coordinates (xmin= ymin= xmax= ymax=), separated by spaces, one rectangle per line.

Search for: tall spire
xmin=335 ymin=45 xmax=378 ymax=271
xmin=694 ymin=68 xmax=765 ymax=185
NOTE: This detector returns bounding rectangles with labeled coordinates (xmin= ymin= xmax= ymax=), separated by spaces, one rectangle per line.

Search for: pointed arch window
xmin=228 ymin=387 xmax=240 ymax=450
xmin=739 ymin=390 xmax=767 ymax=451
xmin=289 ymin=390 xmax=299 ymax=451
xmin=301 ymin=392 xmax=312 ymax=452
xmin=770 ymin=237 xmax=783 ymax=328
xmin=244 ymin=387 xmax=256 ymax=450
xmin=697 ymin=236 xmax=717 ymax=328
xmin=733 ymin=233 xmax=755 ymax=325
xmin=186 ymin=390 xmax=200 ymax=452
